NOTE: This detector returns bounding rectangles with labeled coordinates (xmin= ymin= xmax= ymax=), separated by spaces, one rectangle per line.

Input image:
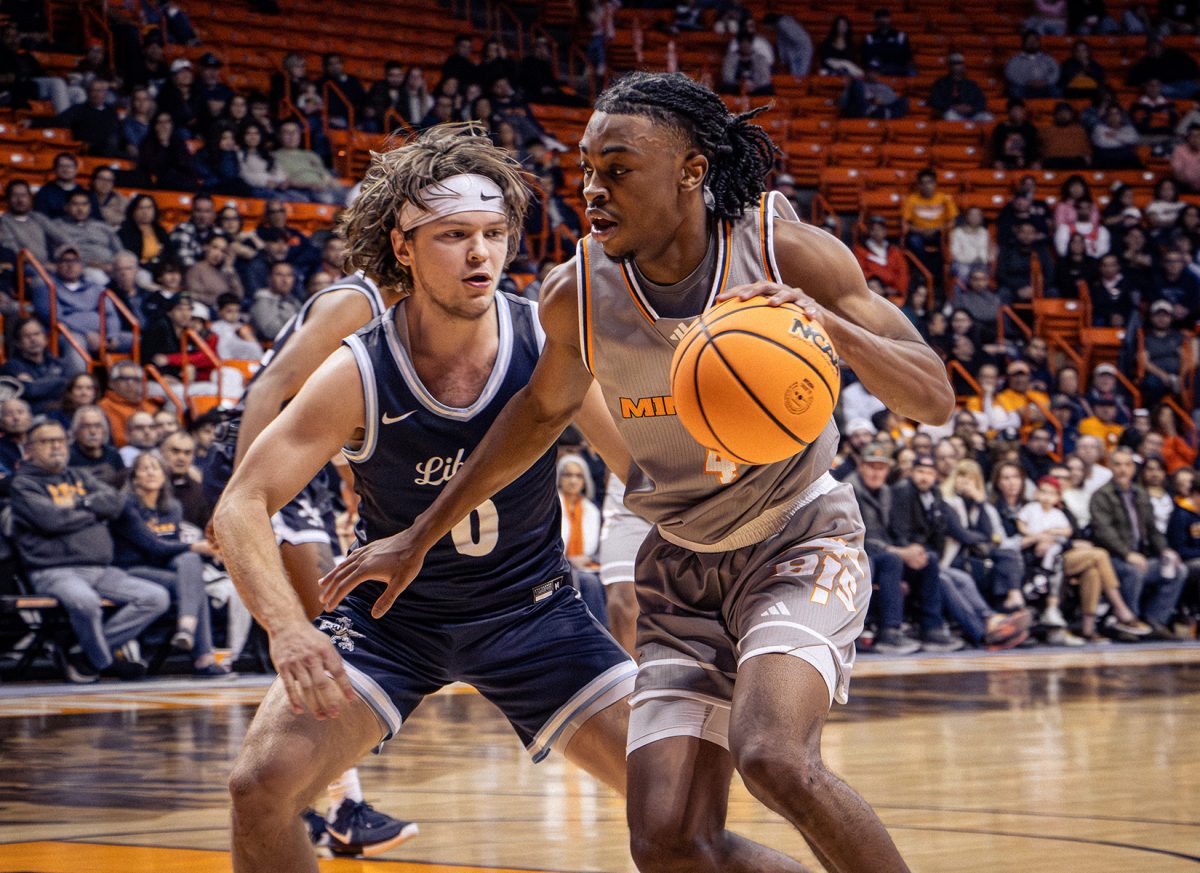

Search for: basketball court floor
xmin=2 ymin=644 xmax=1197 ymax=872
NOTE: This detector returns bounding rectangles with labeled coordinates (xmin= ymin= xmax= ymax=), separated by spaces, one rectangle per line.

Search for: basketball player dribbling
xmin=216 ymin=125 xmax=637 ymax=873
xmin=322 ymin=74 xmax=955 ymax=872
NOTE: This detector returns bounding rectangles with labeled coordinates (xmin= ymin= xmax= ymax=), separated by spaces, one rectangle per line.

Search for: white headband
xmin=397 ymin=173 xmax=508 ymax=232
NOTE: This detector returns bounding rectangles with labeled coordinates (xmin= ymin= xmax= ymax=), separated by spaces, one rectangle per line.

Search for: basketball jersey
xmin=232 ymin=272 xmax=386 ymax=416
xmin=342 ymin=291 xmax=568 ymax=616
xmin=577 ymin=191 xmax=838 ymax=548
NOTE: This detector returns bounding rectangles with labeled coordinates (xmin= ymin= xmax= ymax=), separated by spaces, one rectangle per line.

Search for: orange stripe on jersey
xmin=619 ymin=262 xmax=656 ymax=325
xmin=758 ymin=193 xmax=774 ymax=281
xmin=580 ymin=238 xmax=596 ymax=372
xmin=716 ymin=221 xmax=734 ymax=296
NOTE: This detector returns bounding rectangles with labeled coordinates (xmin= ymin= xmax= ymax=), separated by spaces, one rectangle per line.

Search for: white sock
xmin=326 ymin=768 xmax=364 ymax=822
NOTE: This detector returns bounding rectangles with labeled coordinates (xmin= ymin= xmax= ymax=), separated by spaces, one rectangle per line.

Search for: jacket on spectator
xmin=1089 ymin=479 xmax=1167 ymax=558
xmin=250 ymin=288 xmax=301 ymax=341
xmin=854 ymin=239 xmax=909 ymax=294
xmin=0 ymin=211 xmax=68 ymax=263
xmin=0 ymin=351 xmax=70 ymax=413
xmin=847 ymin=472 xmax=895 ymax=553
xmin=33 ymin=183 xmax=100 ymax=222
xmin=98 ymin=390 xmax=159 ymax=448
xmin=10 ymin=465 xmax=124 ymax=569
xmin=68 ymin=443 xmax=125 ymax=488
xmin=890 ymin=479 xmax=949 ymax=553
xmin=1167 ymin=495 xmax=1200 ymax=560
xmin=111 ymin=494 xmax=190 ymax=569
xmin=55 ymin=216 xmax=122 ymax=267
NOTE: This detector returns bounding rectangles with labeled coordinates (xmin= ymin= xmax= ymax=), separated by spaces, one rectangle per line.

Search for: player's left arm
xmin=719 ymin=220 xmax=955 ymax=426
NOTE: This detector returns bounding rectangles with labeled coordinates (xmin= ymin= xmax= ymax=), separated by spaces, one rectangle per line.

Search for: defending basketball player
xmin=322 ymin=74 xmax=955 ymax=872
xmin=216 ymin=126 xmax=637 ymax=873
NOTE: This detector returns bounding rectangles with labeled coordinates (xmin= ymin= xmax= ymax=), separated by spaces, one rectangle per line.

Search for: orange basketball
xmin=670 ymin=297 xmax=840 ymax=466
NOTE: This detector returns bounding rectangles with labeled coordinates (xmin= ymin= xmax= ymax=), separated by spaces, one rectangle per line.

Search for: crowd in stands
xmin=1 ymin=0 xmax=1198 ymax=683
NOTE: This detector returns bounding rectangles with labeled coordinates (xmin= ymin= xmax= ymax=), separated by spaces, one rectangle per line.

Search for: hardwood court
xmin=2 ymin=645 xmax=1198 ymax=873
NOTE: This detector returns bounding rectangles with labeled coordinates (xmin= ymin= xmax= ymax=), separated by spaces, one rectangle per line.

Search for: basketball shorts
xmin=319 ymin=583 xmax=637 ymax=762
xmin=598 ymin=504 xmax=652 ymax=587
xmin=628 ymin=479 xmax=871 ymax=756
xmin=205 ymin=413 xmax=333 ymax=547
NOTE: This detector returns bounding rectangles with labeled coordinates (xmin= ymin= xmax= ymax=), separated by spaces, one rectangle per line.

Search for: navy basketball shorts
xmin=317 ymin=584 xmax=637 ymax=761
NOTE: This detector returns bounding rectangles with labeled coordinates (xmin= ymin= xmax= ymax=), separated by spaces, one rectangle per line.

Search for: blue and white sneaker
xmin=326 ymin=799 xmax=419 ymax=857
xmin=301 ymin=808 xmax=330 ymax=850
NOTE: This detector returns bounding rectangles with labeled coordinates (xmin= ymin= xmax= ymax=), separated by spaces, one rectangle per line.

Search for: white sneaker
xmin=1046 ymin=628 xmax=1086 ymax=647
xmin=1040 ymin=605 xmax=1067 ymax=628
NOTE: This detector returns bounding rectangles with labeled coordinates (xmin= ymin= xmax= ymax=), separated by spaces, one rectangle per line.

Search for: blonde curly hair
xmin=338 ymin=122 xmax=530 ymax=292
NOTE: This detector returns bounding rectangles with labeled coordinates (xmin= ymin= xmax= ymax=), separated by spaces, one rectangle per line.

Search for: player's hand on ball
xmin=717 ymin=281 xmax=821 ymax=316
xmin=270 ymin=622 xmax=356 ymax=719
xmin=318 ymin=532 xmax=427 ymax=618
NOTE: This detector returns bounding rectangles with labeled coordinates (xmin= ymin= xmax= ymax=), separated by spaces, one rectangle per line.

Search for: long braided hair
xmin=593 ymin=72 xmax=778 ymax=222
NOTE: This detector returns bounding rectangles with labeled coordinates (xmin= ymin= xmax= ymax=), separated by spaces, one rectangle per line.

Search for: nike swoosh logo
xmin=480 ymin=193 xmax=501 ymax=202
xmin=381 ymin=410 xmax=417 ymax=425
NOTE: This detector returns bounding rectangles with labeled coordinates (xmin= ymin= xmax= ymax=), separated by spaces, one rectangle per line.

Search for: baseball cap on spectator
xmin=54 ymin=243 xmax=80 ymax=259
xmin=1006 ymin=360 xmax=1031 ymax=376
xmin=1094 ymin=363 xmax=1118 ymax=378
xmin=1150 ymin=300 xmax=1173 ymax=316
xmin=1134 ymin=407 xmax=1150 ymax=419
xmin=867 ymin=215 xmax=888 ymax=227
xmin=191 ymin=302 xmax=211 ymax=321
xmin=170 ymin=58 xmax=193 ymax=73
xmin=775 ymin=173 xmax=796 ymax=187
xmin=1093 ymin=392 xmax=1118 ymax=405
xmin=199 ymin=52 xmax=223 ymax=68
xmin=860 ymin=443 xmax=894 ymax=466
xmin=948 ymin=52 xmax=965 ymax=64
xmin=1036 ymin=475 xmax=1062 ymax=493
xmin=913 ymin=454 xmax=937 ymax=470
xmin=844 ymin=418 xmax=877 ymax=437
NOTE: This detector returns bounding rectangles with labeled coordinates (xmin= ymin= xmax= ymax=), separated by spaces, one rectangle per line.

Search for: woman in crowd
xmin=48 ymin=372 xmax=99 ymax=429
xmin=118 ymin=194 xmax=174 ymax=272
xmin=236 ymin=121 xmax=288 ymax=199
xmin=818 ymin=15 xmax=861 ymax=76
xmin=112 ymin=452 xmax=227 ymax=676
xmin=1146 ymin=177 xmax=1187 ymax=237
xmin=1053 ymin=231 xmax=1100 ymax=296
xmin=89 ymin=165 xmax=128 ymax=228
xmin=138 ymin=111 xmax=200 ymax=191
xmin=1054 ymin=175 xmax=1101 ymax=227
xmin=197 ymin=122 xmax=251 ymax=196
xmin=556 ymin=453 xmax=606 ymax=624
xmin=1154 ymin=403 xmax=1197 ymax=473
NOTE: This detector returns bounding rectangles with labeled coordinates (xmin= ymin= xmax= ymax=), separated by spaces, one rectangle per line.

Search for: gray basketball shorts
xmin=598 ymin=505 xmax=653 ymax=586
xmin=628 ymin=481 xmax=871 ymax=755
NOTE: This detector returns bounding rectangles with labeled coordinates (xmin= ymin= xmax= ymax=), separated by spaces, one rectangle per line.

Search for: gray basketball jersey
xmin=577 ymin=191 xmax=838 ymax=548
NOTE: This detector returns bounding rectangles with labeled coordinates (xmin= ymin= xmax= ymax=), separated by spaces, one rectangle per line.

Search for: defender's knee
xmin=228 ymin=751 xmax=311 ymax=820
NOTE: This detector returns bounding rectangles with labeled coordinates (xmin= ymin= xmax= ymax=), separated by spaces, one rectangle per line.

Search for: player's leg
xmin=604 ymin=581 xmax=638 ymax=656
xmin=728 ymin=653 xmax=909 ymax=873
xmin=279 ymin=540 xmax=333 ymax=621
xmin=228 ymin=680 xmax=383 ymax=873
xmin=561 ymin=696 xmax=628 ymax=793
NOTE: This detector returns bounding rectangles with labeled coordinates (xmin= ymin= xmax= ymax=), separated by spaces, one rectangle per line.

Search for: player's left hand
xmin=318 ymin=531 xmax=430 ymax=618
xmin=717 ymin=281 xmax=823 ymax=319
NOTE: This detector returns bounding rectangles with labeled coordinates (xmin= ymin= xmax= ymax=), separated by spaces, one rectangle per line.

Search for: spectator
xmin=1040 ymin=102 xmax=1093 ymax=168
xmin=138 ymin=111 xmax=200 ymax=191
xmin=902 ymin=169 xmax=957 ymax=283
xmin=99 ymin=360 xmax=159 ymax=447
xmin=1080 ymin=393 xmax=1125 ymax=452
xmin=1088 ymin=363 xmax=1134 ymax=420
xmin=0 ymin=22 xmax=75 ymax=112
xmin=928 ymin=53 xmax=991 ymax=121
xmin=955 ymin=271 xmax=1002 ymax=335
xmin=524 ymin=173 xmax=583 ymax=263
xmin=1090 ymin=447 xmax=1187 ymax=637
xmin=196 ymin=123 xmax=250 ymax=197
xmin=1014 ymin=476 xmax=1080 ymax=642
xmin=1005 ymin=30 xmax=1060 ymax=98
xmin=1152 ymin=403 xmax=1197 ymax=473
xmin=1070 ymin=0 xmax=1120 ymax=34
xmin=11 ymin=417 xmax=168 ymax=682
xmin=250 ymin=261 xmax=300 ymax=340
xmin=1058 ymin=40 xmax=1107 ymax=99
xmin=142 ymin=293 xmax=218 ymax=384
xmin=234 ymin=122 xmax=285 ymax=199
xmin=996 ymin=221 xmax=1053 ymax=303
xmin=67 ymin=404 xmax=125 ymax=487
xmin=119 ymin=87 xmax=156 ymax=161
xmin=1025 ymin=0 xmax=1068 ymax=34
xmin=1151 ymin=248 xmax=1200 ymax=325
xmin=159 ymin=429 xmax=213 ymax=529
xmin=185 ymin=234 xmax=244 ymax=307
xmin=841 ymin=68 xmax=908 ymax=119
xmin=209 ymin=292 xmax=262 ymax=362
xmin=365 ymin=61 xmax=407 ymax=131
xmin=169 ymin=194 xmax=218 ymax=269
xmin=991 ymin=98 xmax=1040 ymax=169
xmin=817 ymin=15 xmax=861 ymax=77
xmin=257 ymin=201 xmax=320 ymax=277
xmin=268 ymin=52 xmax=312 ymax=116
xmin=55 ymin=189 xmax=122 ymax=281
xmin=1054 ymin=174 xmax=1101 ymax=226
xmin=1127 ymin=34 xmax=1200 ymax=100
xmin=117 ymin=194 xmax=174 ymax=271
xmin=0 ymin=179 xmax=68 ymax=264
xmin=997 ymin=180 xmax=1052 ymax=248
xmin=315 ymin=237 xmax=349 ymax=281
xmin=1170 ymin=124 xmax=1200 ymax=191
xmin=846 ymin=443 xmax=922 ymax=654
xmin=33 ymin=153 xmax=100 ymax=221
xmin=833 ymin=417 xmax=880 ymax=481
xmin=119 ymin=411 xmax=160 ymax=467
xmin=766 ymin=13 xmax=813 ymax=80
xmin=156 ymin=58 xmax=204 ymax=135
xmin=861 ymin=7 xmax=913 ymax=76
xmin=318 ymin=52 xmax=366 ymax=130
xmin=1054 ymin=198 xmax=1112 ymax=258
xmin=1 ymin=318 xmax=73 ymax=413
xmin=949 ymin=208 xmax=993 ymax=281
xmin=889 ymin=455 xmax=966 ymax=651
xmin=239 ymin=226 xmax=290 ymax=295
xmin=47 ymin=370 xmax=95 ymax=430
xmin=998 ymin=358 xmax=1051 ymax=435
xmin=90 ymin=166 xmax=128 ymax=229
xmin=196 ymin=53 xmax=233 ymax=120
xmin=1143 ymin=455 xmax=1174 ymax=533
xmin=34 ymin=78 xmax=121 ymax=156
xmin=1146 ymin=177 xmax=1186 ymax=234
xmin=273 ymin=120 xmax=344 ymax=204
xmin=441 ymin=35 xmax=479 ymax=91
xmin=854 ymin=216 xmax=909 ymax=298
xmin=1131 ymin=78 xmax=1179 ymax=144
xmin=1121 ymin=406 xmax=1154 ymax=450
xmin=1091 ymin=105 xmax=1143 ymax=167
xmin=42 ymin=244 xmax=126 ymax=357
xmin=721 ymin=30 xmax=774 ymax=96
xmin=110 ymin=451 xmax=227 ymax=675
xmin=1116 ymin=224 xmax=1156 ymax=294
xmin=1053 ymin=231 xmax=1100 ymax=296
xmin=555 ymin=453 xmax=605 ymax=622
xmin=479 ymin=37 xmax=520 ymax=95
xmin=1138 ymin=299 xmax=1186 ymax=405
xmin=1168 ymin=476 xmax=1200 ymax=600
xmin=0 ymin=397 xmax=31 ymax=471
xmin=124 ymin=32 xmax=169 ymax=96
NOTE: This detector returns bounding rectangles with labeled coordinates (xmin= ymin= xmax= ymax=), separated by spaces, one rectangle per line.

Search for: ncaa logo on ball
xmin=788 ymin=317 xmax=838 ymax=367
xmin=784 ymin=380 xmax=814 ymax=416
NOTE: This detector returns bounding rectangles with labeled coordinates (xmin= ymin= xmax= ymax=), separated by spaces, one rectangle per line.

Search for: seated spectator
xmin=1054 ymin=198 xmax=1111 ymax=258
xmin=854 ymin=215 xmax=909 ymax=298
xmin=1088 ymin=363 xmax=1133 ymax=421
xmin=721 ymin=30 xmax=774 ymax=96
xmin=90 ymin=166 xmax=128 ymax=229
xmin=0 ymin=179 xmax=68 ymax=265
xmin=991 ymin=98 xmax=1040 ymax=169
xmin=997 ymin=358 xmax=1051 ymax=436
xmin=33 ymin=78 xmax=120 ymax=156
xmin=365 ymin=61 xmax=407 ymax=131
xmin=186 ymin=234 xmax=244 ymax=308
xmin=1130 ymin=78 xmax=1179 ymax=144
xmin=42 ymin=244 xmax=128 ymax=356
xmin=197 ymin=125 xmax=252 ymax=198
xmin=269 ymin=52 xmax=312 ymax=116
xmin=420 ymin=93 xmax=459 ymax=131
xmin=1040 ymin=102 xmax=1092 ymax=168
xmin=11 ymin=417 xmax=168 ymax=682
xmin=196 ymin=53 xmax=234 ymax=121
xmin=1058 ymin=40 xmax=1107 ymax=99
xmin=397 ymin=67 xmax=434 ymax=128
xmin=119 ymin=87 xmax=156 ymax=161
xmin=111 ymin=451 xmax=226 ymax=675
xmin=996 ymin=221 xmax=1053 ymax=304
xmin=1052 ymin=231 xmax=1100 ymax=296
xmin=159 ymin=429 xmax=213 ymax=529
xmin=817 ymin=15 xmax=861 ymax=77
xmin=903 ymin=169 xmax=957 ymax=284
xmin=841 ymin=68 xmax=908 ymax=119
xmin=1120 ymin=406 xmax=1154 ymax=450
xmin=33 ymin=153 xmax=100 ymax=221
xmin=1170 ymin=124 xmax=1200 ymax=192
xmin=955 ymin=271 xmax=1002 ymax=337
xmin=1151 ymin=248 xmax=1200 ymax=325
xmin=67 ymin=404 xmax=124 ymax=487
xmin=1005 ymin=30 xmax=1060 ymax=98
xmin=141 ymin=293 xmax=218 ymax=384
xmin=1 ymin=318 xmax=73 ymax=413
xmin=99 ymin=360 xmax=160 ymax=447
xmin=1019 ymin=481 xmax=1088 ymax=640
xmin=119 ymin=411 xmax=160 ymax=467
xmin=1146 ymin=178 xmax=1186 ymax=236
xmin=1079 ymin=393 xmax=1125 ymax=451
xmin=1167 ymin=476 xmax=1200 ymax=603
xmin=524 ymin=173 xmax=583 ymax=264
xmin=1152 ymin=403 xmax=1197 ymax=473
xmin=318 ymin=52 xmax=367 ymax=129
xmin=1053 ymin=175 xmax=1100 ymax=227
xmin=48 ymin=372 xmax=97 ymax=429
xmin=929 ymin=53 xmax=991 ymax=121
xmin=556 ymin=453 xmax=606 ymax=624
xmin=1024 ymin=0 xmax=1068 ymax=35
xmin=1127 ymin=34 xmax=1200 ymax=100
xmin=1143 ymin=455 xmax=1174 ymax=534
xmin=1090 ymin=447 xmax=1187 ymax=637
xmin=0 ymin=397 xmax=31 ymax=471
xmin=138 ymin=111 xmax=200 ymax=191
xmin=1115 ymin=224 xmax=1156 ymax=294
xmin=169 ymin=194 xmax=218 ymax=269
xmin=1091 ymin=105 xmax=1142 ymax=167
xmin=118 ymin=194 xmax=175 ymax=272
xmin=949 ymin=208 xmax=993 ymax=281
xmin=861 ymin=7 xmax=912 ymax=76
xmin=1021 ymin=425 xmax=1058 ymax=482
xmin=1070 ymin=0 xmax=1119 ymax=34
xmin=251 ymin=261 xmax=301 ymax=341
xmin=1138 ymin=300 xmax=1186 ymax=405
xmin=55 ymin=189 xmax=122 ymax=282
xmin=125 ymin=32 xmax=170 ymax=94
xmin=846 ymin=443 xmax=922 ymax=654
xmin=257 ymin=201 xmax=320 ymax=278
xmin=479 ymin=37 xmax=521 ymax=95
xmin=272 ymin=120 xmax=344 ymax=205
xmin=235 ymin=122 xmax=285 ymax=199
xmin=0 ymin=22 xmax=76 ymax=112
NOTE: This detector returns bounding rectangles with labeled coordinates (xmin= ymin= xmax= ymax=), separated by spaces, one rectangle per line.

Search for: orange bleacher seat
xmin=959 ymin=190 xmax=1009 ymax=221
xmin=788 ymin=117 xmax=835 ymax=144
xmin=933 ymin=120 xmax=987 ymax=147
xmin=1080 ymin=327 xmax=1128 ymax=374
xmin=887 ymin=118 xmax=933 ymax=144
xmin=862 ymin=167 xmax=913 ymax=192
xmin=1034 ymin=298 xmax=1088 ymax=348
xmin=836 ymin=119 xmax=887 ymax=144
xmin=962 ymin=168 xmax=1016 ymax=192
xmin=817 ymin=167 xmax=865 ymax=214
xmin=880 ymin=143 xmax=931 ymax=170
xmin=0 ymin=150 xmax=54 ymax=175
xmin=782 ymin=141 xmax=826 ymax=187
xmin=830 ymin=142 xmax=880 ymax=168
xmin=859 ymin=190 xmax=905 ymax=234
xmin=930 ymin=144 xmax=985 ymax=171
xmin=790 ymin=96 xmax=839 ymax=118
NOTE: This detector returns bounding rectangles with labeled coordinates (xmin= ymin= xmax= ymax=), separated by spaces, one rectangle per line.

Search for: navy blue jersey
xmin=342 ymin=291 xmax=568 ymax=616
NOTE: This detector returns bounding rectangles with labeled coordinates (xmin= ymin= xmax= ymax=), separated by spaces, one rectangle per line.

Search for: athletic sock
xmin=326 ymin=767 xmax=365 ymax=822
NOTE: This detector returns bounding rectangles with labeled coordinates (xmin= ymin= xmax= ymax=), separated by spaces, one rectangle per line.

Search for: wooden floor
xmin=2 ymin=645 xmax=1199 ymax=873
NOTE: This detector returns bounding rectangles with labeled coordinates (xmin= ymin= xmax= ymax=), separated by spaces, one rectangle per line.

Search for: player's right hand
xmin=269 ymin=622 xmax=356 ymax=719
xmin=318 ymin=532 xmax=428 ymax=618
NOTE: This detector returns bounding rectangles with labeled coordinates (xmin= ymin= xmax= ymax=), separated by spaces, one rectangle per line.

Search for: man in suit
xmin=1089 ymin=447 xmax=1187 ymax=637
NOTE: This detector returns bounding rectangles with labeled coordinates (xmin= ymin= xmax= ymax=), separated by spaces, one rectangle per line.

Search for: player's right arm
xmin=214 ymin=347 xmax=365 ymax=719
xmin=232 ymin=289 xmax=379 ymax=470
xmin=320 ymin=261 xmax=594 ymax=617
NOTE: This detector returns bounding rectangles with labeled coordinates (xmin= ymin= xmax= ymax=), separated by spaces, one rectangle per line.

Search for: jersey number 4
xmin=451 ymin=499 xmax=499 ymax=557
xmin=704 ymin=450 xmax=739 ymax=485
